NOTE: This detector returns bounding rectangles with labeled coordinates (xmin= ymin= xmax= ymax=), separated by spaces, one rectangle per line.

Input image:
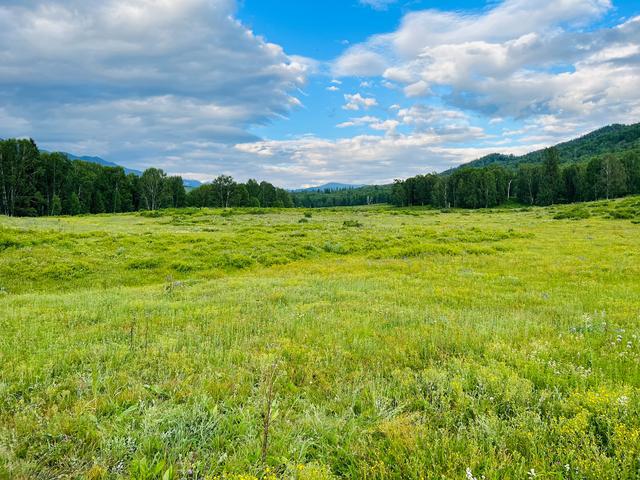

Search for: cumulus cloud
xmin=337 ymin=115 xmax=399 ymax=134
xmin=343 ymin=93 xmax=379 ymax=111
xmin=0 ymin=0 xmax=307 ymax=172
xmin=333 ymin=46 xmax=388 ymax=77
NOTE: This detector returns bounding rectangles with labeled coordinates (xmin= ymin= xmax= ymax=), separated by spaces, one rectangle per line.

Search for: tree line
xmin=0 ymin=138 xmax=293 ymax=216
xmin=291 ymin=185 xmax=393 ymax=208
xmin=187 ymin=176 xmax=293 ymax=208
xmin=392 ymin=147 xmax=640 ymax=208
xmin=3 ymin=137 xmax=639 ymax=216
xmin=0 ymin=138 xmax=185 ymax=216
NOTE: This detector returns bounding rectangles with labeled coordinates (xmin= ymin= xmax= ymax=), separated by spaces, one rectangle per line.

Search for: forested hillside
xmin=393 ymin=146 xmax=640 ymax=208
xmin=0 ymin=139 xmax=293 ymax=216
xmin=448 ymin=123 xmax=640 ymax=171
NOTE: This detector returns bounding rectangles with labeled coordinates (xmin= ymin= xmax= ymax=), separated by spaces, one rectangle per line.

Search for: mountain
xmin=62 ymin=152 xmax=142 ymax=176
xmin=61 ymin=152 xmax=202 ymax=187
xmin=445 ymin=122 xmax=640 ymax=173
xmin=292 ymin=182 xmax=366 ymax=193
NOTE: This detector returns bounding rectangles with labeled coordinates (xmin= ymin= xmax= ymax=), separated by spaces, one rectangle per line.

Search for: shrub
xmin=554 ymin=207 xmax=591 ymax=220
xmin=0 ymin=235 xmax=22 ymax=250
xmin=221 ymin=253 xmax=255 ymax=269
xmin=43 ymin=262 xmax=90 ymax=280
xmin=610 ymin=208 xmax=635 ymax=220
xmin=139 ymin=210 xmax=164 ymax=218
xmin=171 ymin=262 xmax=194 ymax=273
xmin=343 ymin=220 xmax=363 ymax=228
xmin=127 ymin=258 xmax=162 ymax=270
xmin=322 ymin=242 xmax=349 ymax=254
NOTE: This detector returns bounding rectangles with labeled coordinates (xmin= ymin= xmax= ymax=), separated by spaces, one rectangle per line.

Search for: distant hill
xmin=292 ymin=182 xmax=365 ymax=193
xmin=445 ymin=122 xmax=640 ymax=173
xmin=61 ymin=152 xmax=202 ymax=187
xmin=62 ymin=152 xmax=142 ymax=176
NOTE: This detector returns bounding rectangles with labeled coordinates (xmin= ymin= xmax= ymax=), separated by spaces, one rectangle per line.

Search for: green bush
xmin=554 ymin=207 xmax=591 ymax=220
xmin=139 ymin=210 xmax=164 ymax=218
xmin=610 ymin=208 xmax=636 ymax=219
xmin=127 ymin=258 xmax=162 ymax=270
xmin=343 ymin=220 xmax=363 ymax=228
xmin=322 ymin=242 xmax=349 ymax=254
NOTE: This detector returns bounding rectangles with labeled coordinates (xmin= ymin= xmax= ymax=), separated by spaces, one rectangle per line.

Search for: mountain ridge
xmin=444 ymin=122 xmax=640 ymax=174
xmin=61 ymin=151 xmax=202 ymax=188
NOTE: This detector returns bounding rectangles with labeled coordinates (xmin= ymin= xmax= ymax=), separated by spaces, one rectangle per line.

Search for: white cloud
xmin=333 ymin=46 xmax=388 ymax=76
xmin=359 ymin=0 xmax=398 ymax=11
xmin=337 ymin=115 xmax=399 ymax=134
xmin=336 ymin=116 xmax=381 ymax=128
xmin=404 ymin=80 xmax=431 ymax=98
xmin=343 ymin=93 xmax=379 ymax=111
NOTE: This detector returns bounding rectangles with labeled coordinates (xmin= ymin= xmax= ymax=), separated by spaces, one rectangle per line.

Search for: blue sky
xmin=0 ymin=0 xmax=639 ymax=187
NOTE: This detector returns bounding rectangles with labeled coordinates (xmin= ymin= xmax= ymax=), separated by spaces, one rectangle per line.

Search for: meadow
xmin=1 ymin=198 xmax=640 ymax=479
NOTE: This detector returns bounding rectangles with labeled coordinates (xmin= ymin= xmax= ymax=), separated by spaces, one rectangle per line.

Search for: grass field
xmin=1 ymin=198 xmax=640 ymax=479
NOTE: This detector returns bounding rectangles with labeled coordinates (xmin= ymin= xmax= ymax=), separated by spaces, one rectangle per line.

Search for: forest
xmin=0 ymin=139 xmax=292 ymax=216
xmin=291 ymin=185 xmax=393 ymax=208
xmin=391 ymin=147 xmax=640 ymax=208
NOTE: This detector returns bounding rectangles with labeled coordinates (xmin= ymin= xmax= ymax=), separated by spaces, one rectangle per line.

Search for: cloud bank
xmin=0 ymin=0 xmax=307 ymax=174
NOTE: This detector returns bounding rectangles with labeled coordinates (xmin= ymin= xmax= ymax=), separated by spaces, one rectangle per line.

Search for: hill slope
xmin=62 ymin=152 xmax=142 ymax=176
xmin=447 ymin=122 xmax=640 ymax=172
xmin=61 ymin=152 xmax=202 ymax=188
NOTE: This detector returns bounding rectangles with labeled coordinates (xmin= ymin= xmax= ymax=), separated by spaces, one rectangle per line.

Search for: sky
xmin=0 ymin=0 xmax=639 ymax=188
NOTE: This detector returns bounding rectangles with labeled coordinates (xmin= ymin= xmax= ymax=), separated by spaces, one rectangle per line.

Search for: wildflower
xmin=528 ymin=468 xmax=536 ymax=478
xmin=617 ymin=395 xmax=629 ymax=406
xmin=465 ymin=468 xmax=485 ymax=480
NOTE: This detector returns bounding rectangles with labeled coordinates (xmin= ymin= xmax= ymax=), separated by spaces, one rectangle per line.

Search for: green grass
xmin=1 ymin=198 xmax=640 ymax=479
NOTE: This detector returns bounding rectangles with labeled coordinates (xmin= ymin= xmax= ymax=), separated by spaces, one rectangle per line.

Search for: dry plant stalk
xmin=261 ymin=360 xmax=280 ymax=465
